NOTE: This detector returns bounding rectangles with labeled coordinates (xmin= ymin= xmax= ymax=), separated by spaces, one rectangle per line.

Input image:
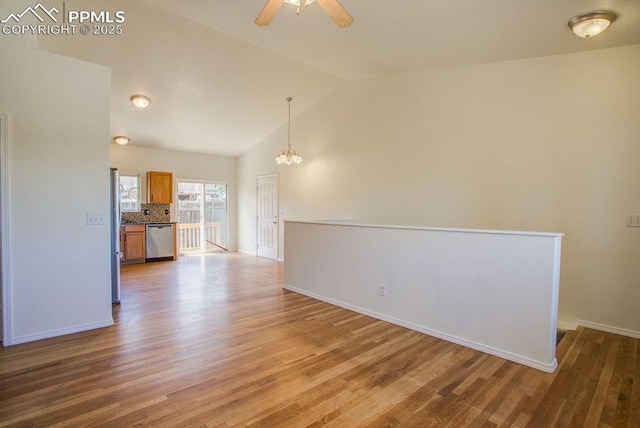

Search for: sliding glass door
xmin=177 ymin=181 xmax=227 ymax=254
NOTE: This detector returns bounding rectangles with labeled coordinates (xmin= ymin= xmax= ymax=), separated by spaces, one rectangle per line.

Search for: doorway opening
xmin=177 ymin=181 xmax=227 ymax=254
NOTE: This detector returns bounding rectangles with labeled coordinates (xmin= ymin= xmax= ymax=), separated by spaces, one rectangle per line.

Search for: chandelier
xmin=276 ymin=97 xmax=303 ymax=165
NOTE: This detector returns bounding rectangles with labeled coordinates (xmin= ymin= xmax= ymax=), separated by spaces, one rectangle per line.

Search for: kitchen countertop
xmin=121 ymin=221 xmax=177 ymax=225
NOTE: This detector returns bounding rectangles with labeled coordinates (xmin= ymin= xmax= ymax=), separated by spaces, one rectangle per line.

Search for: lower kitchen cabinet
xmin=120 ymin=224 xmax=146 ymax=264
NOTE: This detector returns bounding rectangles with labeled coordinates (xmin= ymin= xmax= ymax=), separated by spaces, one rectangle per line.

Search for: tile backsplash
xmin=122 ymin=204 xmax=170 ymax=224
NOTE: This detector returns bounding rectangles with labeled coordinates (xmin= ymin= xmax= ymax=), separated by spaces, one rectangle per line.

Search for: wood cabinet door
xmin=147 ymin=171 xmax=173 ymax=204
xmin=121 ymin=225 xmax=146 ymax=263
xmin=124 ymin=231 xmax=146 ymax=261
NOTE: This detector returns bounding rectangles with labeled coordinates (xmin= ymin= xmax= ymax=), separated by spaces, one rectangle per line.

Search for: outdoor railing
xmin=178 ymin=222 xmax=223 ymax=252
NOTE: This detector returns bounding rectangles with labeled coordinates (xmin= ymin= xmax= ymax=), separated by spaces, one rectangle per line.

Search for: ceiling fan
xmin=255 ymin=0 xmax=354 ymax=28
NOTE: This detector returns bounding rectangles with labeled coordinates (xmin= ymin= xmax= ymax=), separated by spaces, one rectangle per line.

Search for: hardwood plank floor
xmin=0 ymin=253 xmax=638 ymax=427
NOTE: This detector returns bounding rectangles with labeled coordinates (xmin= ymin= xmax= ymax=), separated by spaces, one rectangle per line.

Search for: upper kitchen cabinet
xmin=147 ymin=171 xmax=173 ymax=204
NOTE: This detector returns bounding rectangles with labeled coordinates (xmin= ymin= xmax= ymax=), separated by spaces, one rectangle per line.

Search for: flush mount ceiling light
xmin=130 ymin=94 xmax=151 ymax=109
xmin=275 ymin=97 xmax=303 ymax=165
xmin=568 ymin=11 xmax=617 ymax=38
xmin=112 ymin=136 xmax=130 ymax=146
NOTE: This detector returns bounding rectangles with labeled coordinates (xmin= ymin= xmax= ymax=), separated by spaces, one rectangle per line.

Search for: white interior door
xmin=257 ymin=175 xmax=278 ymax=260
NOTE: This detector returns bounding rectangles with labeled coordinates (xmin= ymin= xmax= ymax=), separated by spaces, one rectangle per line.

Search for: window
xmin=120 ymin=175 xmax=140 ymax=212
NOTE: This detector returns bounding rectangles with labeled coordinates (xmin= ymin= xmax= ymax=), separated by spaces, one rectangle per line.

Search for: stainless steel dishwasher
xmin=146 ymin=223 xmax=175 ymax=261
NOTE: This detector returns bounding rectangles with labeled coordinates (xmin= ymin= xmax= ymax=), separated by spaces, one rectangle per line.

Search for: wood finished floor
xmin=0 ymin=253 xmax=638 ymax=427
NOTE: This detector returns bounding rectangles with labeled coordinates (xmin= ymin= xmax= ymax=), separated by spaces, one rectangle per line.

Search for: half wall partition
xmin=283 ymin=220 xmax=563 ymax=372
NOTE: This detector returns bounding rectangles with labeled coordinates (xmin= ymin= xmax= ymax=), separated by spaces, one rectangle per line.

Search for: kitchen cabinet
xmin=147 ymin=171 xmax=173 ymax=204
xmin=120 ymin=224 xmax=146 ymax=264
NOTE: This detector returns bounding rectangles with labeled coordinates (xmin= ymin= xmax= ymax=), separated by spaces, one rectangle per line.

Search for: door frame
xmin=256 ymin=174 xmax=279 ymax=260
xmin=1 ymin=113 xmax=13 ymax=346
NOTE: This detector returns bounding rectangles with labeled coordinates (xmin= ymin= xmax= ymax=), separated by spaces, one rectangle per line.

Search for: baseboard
xmin=9 ymin=319 xmax=114 ymax=346
xmin=237 ymin=248 xmax=256 ymax=256
xmin=577 ymin=320 xmax=640 ymax=339
xmin=283 ymin=284 xmax=557 ymax=373
xmin=557 ymin=320 xmax=578 ymax=331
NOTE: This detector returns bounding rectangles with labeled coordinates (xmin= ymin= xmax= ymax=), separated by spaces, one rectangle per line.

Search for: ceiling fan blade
xmin=255 ymin=0 xmax=285 ymax=26
xmin=315 ymin=0 xmax=354 ymax=28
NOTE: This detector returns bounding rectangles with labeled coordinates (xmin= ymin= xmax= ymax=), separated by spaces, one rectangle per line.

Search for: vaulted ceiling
xmin=37 ymin=0 xmax=640 ymax=156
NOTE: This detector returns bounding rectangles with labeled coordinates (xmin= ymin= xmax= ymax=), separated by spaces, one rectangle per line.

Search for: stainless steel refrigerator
xmin=110 ymin=168 xmax=121 ymax=305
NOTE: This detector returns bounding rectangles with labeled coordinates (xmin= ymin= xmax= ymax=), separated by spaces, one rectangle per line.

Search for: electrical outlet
xmin=626 ymin=215 xmax=640 ymax=227
xmin=379 ymin=284 xmax=387 ymax=296
xmin=86 ymin=214 xmax=105 ymax=225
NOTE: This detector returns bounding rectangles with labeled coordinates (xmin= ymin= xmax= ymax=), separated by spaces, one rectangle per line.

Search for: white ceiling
xmin=38 ymin=0 xmax=640 ymax=156
xmin=142 ymin=0 xmax=640 ymax=79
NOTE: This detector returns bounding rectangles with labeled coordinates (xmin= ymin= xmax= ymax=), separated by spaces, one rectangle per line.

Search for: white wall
xmin=0 ymin=46 xmax=113 ymax=344
xmin=110 ymin=145 xmax=237 ymax=250
xmin=238 ymin=45 xmax=640 ymax=335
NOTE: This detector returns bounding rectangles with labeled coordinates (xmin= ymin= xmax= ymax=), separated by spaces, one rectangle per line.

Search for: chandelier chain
xmin=287 ymin=97 xmax=292 ymax=150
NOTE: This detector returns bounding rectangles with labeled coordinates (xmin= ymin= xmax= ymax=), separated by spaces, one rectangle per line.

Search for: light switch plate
xmin=626 ymin=215 xmax=640 ymax=227
xmin=86 ymin=214 xmax=105 ymax=225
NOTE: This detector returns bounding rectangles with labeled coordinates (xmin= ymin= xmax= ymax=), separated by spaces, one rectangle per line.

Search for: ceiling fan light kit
xmin=568 ymin=11 xmax=617 ymax=38
xmin=255 ymin=0 xmax=353 ymax=28
xmin=285 ymin=0 xmax=316 ymax=14
xmin=285 ymin=0 xmax=316 ymax=5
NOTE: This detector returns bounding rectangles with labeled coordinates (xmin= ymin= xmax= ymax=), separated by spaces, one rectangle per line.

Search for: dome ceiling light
xmin=568 ymin=11 xmax=617 ymax=38
xmin=112 ymin=136 xmax=130 ymax=145
xmin=130 ymin=94 xmax=151 ymax=109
